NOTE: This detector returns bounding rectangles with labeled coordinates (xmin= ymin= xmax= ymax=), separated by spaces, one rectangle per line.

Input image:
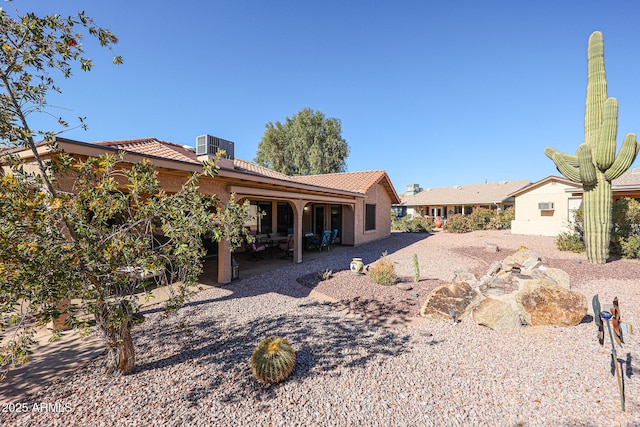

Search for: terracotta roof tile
xmin=231 ymin=158 xmax=293 ymax=181
xmin=93 ymin=138 xmax=199 ymax=164
xmin=292 ymin=170 xmax=387 ymax=194
xmin=77 ymin=138 xmax=399 ymax=200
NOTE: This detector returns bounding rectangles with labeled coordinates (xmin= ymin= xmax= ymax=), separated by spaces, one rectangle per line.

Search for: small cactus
xmin=412 ymin=253 xmax=420 ymax=283
xmin=251 ymin=336 xmax=296 ymax=384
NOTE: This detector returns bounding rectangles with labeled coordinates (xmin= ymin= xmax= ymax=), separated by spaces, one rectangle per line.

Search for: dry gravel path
xmin=4 ymin=230 xmax=640 ymax=426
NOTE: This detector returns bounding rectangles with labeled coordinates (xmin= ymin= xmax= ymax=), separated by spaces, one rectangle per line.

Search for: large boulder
xmin=472 ymin=297 xmax=523 ymax=331
xmin=516 ymin=281 xmax=587 ymax=326
xmin=499 ymin=249 xmax=547 ymax=273
xmin=478 ymin=275 xmax=519 ymax=297
xmin=535 ymin=267 xmax=571 ymax=290
xmin=420 ymin=282 xmax=482 ymax=321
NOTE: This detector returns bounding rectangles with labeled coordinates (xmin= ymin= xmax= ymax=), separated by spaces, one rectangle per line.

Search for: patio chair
xmin=304 ymin=232 xmax=317 ymax=250
xmin=317 ymin=230 xmax=332 ymax=252
xmin=279 ymin=234 xmax=294 ymax=259
xmin=244 ymin=236 xmax=267 ymax=260
xmin=328 ymin=229 xmax=338 ymax=250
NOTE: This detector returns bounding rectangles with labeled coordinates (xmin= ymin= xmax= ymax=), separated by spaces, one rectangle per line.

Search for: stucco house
xmin=4 ymin=135 xmax=400 ymax=283
xmin=509 ymin=168 xmax=640 ymax=237
xmin=393 ymin=180 xmax=531 ymax=220
xmin=509 ymin=176 xmax=582 ymax=236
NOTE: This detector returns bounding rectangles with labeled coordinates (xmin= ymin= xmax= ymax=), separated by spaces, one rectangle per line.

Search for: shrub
xmin=555 ymin=207 xmax=587 ymax=253
xmin=368 ymin=252 xmax=397 ymax=286
xmin=443 ymin=214 xmax=471 ymax=233
xmin=611 ymin=197 xmax=640 ymax=258
xmin=619 ymin=236 xmax=640 ymax=258
xmin=467 ymin=207 xmax=494 ymax=230
xmin=391 ymin=216 xmax=433 ymax=233
xmin=494 ymin=207 xmax=515 ymax=229
xmin=556 ymin=232 xmax=585 ymax=253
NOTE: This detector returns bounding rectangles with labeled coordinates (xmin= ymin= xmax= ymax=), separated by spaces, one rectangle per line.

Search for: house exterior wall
xmin=511 ymin=181 xmax=579 ymax=237
xmin=342 ymin=205 xmax=355 ymax=245
xmin=353 ymin=182 xmax=392 ymax=246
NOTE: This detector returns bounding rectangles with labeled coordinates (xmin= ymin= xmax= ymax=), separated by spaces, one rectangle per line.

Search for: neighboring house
xmin=509 ymin=176 xmax=582 ymax=237
xmin=3 ymin=135 xmax=400 ymax=283
xmin=509 ymin=168 xmax=640 ymax=237
xmin=394 ymin=180 xmax=531 ymax=220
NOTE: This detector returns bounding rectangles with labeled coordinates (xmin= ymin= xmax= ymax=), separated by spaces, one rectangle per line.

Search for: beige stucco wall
xmin=511 ymin=181 xmax=581 ymax=237
xmin=353 ymin=182 xmax=393 ymax=246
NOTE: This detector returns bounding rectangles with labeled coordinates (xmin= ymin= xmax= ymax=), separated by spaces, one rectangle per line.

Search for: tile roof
xmin=292 ymin=170 xmax=387 ymax=194
xmin=92 ymin=138 xmax=199 ymax=164
xmin=69 ymin=137 xmax=399 ymax=200
xmin=612 ymin=168 xmax=640 ymax=188
xmin=231 ymin=158 xmax=292 ymax=181
xmin=400 ymin=180 xmax=531 ymax=206
xmin=509 ymin=176 xmax=580 ymax=197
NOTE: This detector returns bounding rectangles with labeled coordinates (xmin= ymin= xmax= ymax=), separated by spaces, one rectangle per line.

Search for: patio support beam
xmin=218 ymin=238 xmax=232 ymax=284
xmin=229 ymin=186 xmax=355 ymax=206
xmin=292 ymin=200 xmax=305 ymax=264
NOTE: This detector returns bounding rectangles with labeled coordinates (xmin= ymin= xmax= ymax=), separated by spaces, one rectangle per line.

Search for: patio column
xmin=217 ymin=238 xmax=231 ymax=284
xmin=292 ymin=200 xmax=305 ymax=264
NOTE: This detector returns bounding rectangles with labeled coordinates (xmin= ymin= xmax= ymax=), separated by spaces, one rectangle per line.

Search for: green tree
xmin=0 ymin=5 xmax=250 ymax=377
xmin=255 ymin=108 xmax=350 ymax=175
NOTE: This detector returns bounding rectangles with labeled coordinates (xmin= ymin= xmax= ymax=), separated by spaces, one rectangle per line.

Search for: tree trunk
xmin=95 ymin=303 xmax=136 ymax=376
xmin=116 ymin=323 xmax=135 ymax=375
xmin=583 ymin=172 xmax=612 ymax=264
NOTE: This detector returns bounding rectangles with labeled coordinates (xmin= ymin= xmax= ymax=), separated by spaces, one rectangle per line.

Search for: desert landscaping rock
xmin=6 ymin=230 xmax=640 ymax=426
xmin=516 ymin=282 xmax=588 ymax=327
xmin=419 ymin=282 xmax=482 ymax=321
xmin=537 ymin=266 xmax=572 ymax=289
xmin=395 ymin=282 xmax=413 ymax=291
xmin=472 ymin=297 xmax=523 ymax=331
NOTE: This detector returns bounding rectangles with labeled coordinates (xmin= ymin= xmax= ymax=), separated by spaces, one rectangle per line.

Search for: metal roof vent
xmin=195 ymin=134 xmax=234 ymax=159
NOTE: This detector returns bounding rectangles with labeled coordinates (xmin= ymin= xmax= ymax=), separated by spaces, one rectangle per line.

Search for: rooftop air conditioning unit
xmin=196 ymin=135 xmax=234 ymax=159
xmin=538 ymin=202 xmax=554 ymax=210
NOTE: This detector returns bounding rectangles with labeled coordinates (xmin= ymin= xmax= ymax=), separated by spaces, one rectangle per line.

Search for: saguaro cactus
xmin=545 ymin=31 xmax=640 ymax=264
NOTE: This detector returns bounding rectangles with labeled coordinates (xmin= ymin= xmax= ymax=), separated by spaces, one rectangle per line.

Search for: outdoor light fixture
xmin=231 ymin=257 xmax=240 ymax=281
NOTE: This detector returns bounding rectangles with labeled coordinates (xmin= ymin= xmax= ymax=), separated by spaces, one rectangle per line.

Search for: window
xmin=245 ymin=201 xmax=272 ymax=234
xmin=277 ymin=202 xmax=293 ymax=234
xmin=365 ymin=204 xmax=376 ymax=231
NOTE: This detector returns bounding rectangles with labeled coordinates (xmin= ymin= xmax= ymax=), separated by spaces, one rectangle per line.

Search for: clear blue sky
xmin=11 ymin=0 xmax=640 ymax=191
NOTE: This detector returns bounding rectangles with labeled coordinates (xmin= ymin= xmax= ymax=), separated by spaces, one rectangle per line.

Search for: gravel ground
xmin=5 ymin=230 xmax=640 ymax=426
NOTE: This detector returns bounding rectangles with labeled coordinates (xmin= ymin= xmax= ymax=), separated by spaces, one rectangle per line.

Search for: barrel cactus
xmin=545 ymin=31 xmax=640 ymax=264
xmin=251 ymin=336 xmax=296 ymax=384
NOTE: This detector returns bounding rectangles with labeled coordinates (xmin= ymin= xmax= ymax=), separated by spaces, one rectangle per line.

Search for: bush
xmin=443 ymin=214 xmax=471 ymax=233
xmin=367 ymin=253 xmax=397 ymax=286
xmin=556 ymin=232 xmax=585 ymax=253
xmin=391 ymin=216 xmax=433 ymax=233
xmin=611 ymin=197 xmax=640 ymax=258
xmin=555 ymin=207 xmax=586 ymax=253
xmin=494 ymin=207 xmax=515 ymax=229
xmin=442 ymin=207 xmax=513 ymax=233
xmin=467 ymin=207 xmax=493 ymax=230
xmin=619 ymin=236 xmax=640 ymax=259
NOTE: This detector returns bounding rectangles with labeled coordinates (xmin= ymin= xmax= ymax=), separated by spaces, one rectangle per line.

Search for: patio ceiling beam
xmin=228 ymin=185 xmax=357 ymax=205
